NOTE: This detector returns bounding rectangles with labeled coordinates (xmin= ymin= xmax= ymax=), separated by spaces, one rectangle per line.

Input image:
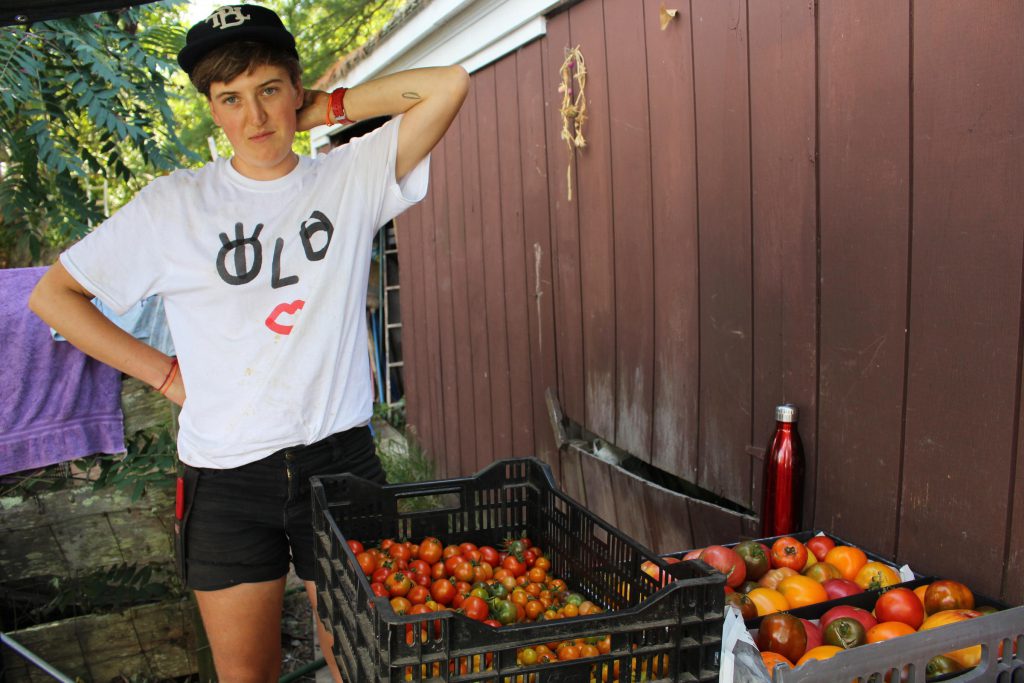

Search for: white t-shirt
xmin=61 ymin=116 xmax=428 ymax=468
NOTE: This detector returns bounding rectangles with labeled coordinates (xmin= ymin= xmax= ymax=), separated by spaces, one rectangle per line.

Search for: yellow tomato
xmin=854 ymin=561 xmax=901 ymax=591
xmin=802 ymin=548 xmax=818 ymax=571
xmin=747 ymin=587 xmax=789 ymax=616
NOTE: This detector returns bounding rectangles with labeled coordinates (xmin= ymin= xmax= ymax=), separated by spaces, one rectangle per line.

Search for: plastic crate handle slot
xmin=393 ymin=484 xmax=463 ymax=513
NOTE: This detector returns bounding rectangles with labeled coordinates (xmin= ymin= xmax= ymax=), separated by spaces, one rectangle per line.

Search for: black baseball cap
xmin=177 ymin=4 xmax=299 ymax=76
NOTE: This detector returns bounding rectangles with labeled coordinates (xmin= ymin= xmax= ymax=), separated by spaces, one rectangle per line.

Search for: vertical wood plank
xmin=603 ymin=0 xmax=655 ymax=463
xmin=459 ymin=81 xmax=496 ymax=472
xmin=541 ymin=13 xmax=586 ymax=433
xmin=643 ymin=0 xmax=700 ymax=482
xmin=495 ymin=56 xmax=536 ymax=458
xmin=747 ymin=0 xmax=819 ymax=519
xmin=516 ymin=40 xmax=560 ymax=465
xmin=475 ymin=66 xmax=514 ymax=459
xmin=443 ymin=114 xmax=478 ymax=477
xmin=899 ymin=0 xmax=1024 ymax=597
xmin=639 ymin=483 xmax=694 ymax=555
xmin=418 ymin=167 xmax=446 ymax=470
xmin=691 ymin=0 xmax=754 ymax=505
xmin=816 ymin=0 xmax=910 ymax=557
xmin=560 ymin=444 xmax=588 ymax=505
xmin=605 ymin=466 xmax=652 ymax=550
xmin=430 ymin=139 xmax=462 ymax=476
xmin=569 ymin=0 xmax=617 ymax=441
xmin=578 ymin=454 xmax=618 ymax=528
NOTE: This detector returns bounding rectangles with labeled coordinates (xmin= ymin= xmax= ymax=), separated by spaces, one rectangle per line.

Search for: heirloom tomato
xmin=770 ymin=537 xmax=808 ymax=571
xmin=853 ymin=561 xmax=901 ymax=591
xmin=700 ymin=545 xmax=747 ymax=587
xmin=866 ymin=621 xmax=915 ymax=643
xmin=777 ymin=574 xmax=828 ymax=609
xmin=756 ymin=612 xmax=807 ymax=664
xmin=924 ymin=580 xmax=974 ymax=614
xmin=760 ymin=651 xmax=794 ymax=676
xmin=919 ymin=610 xmax=983 ymax=668
xmin=796 ymin=645 xmax=842 ymax=666
xmin=734 ymin=540 xmax=771 ymax=581
xmin=725 ymin=592 xmax=758 ymax=620
xmin=747 ymin=587 xmax=789 ymax=616
xmin=824 ymin=546 xmax=867 ymax=581
xmin=823 ymin=617 xmax=866 ymax=650
xmin=805 ymin=536 xmax=836 ymax=562
xmin=873 ymin=587 xmax=924 ymax=629
xmin=803 ymin=561 xmax=841 ymax=584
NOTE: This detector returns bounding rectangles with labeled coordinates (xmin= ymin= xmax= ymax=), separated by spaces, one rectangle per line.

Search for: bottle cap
xmin=775 ymin=404 xmax=799 ymax=422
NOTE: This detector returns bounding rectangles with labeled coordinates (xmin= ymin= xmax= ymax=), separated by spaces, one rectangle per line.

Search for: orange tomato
xmin=777 ymin=575 xmax=829 ymax=609
xmin=919 ymin=609 xmax=983 ymax=668
xmin=824 ymin=545 xmax=868 ymax=582
xmin=914 ymin=584 xmax=929 ymax=611
xmin=760 ymin=651 xmax=793 ymax=676
xmin=796 ymin=645 xmax=842 ymax=666
xmin=747 ymin=587 xmax=790 ymax=616
xmin=854 ymin=561 xmax=901 ymax=591
xmin=866 ymin=621 xmax=916 ymax=643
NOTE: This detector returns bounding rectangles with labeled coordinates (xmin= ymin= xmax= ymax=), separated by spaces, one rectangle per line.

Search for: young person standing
xmin=29 ymin=5 xmax=468 ymax=681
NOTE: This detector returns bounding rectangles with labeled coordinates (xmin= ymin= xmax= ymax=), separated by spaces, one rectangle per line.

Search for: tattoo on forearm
xmin=402 ymin=91 xmax=421 ymax=100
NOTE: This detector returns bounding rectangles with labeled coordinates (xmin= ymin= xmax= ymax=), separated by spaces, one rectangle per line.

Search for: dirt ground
xmin=279 ymin=570 xmax=323 ymax=681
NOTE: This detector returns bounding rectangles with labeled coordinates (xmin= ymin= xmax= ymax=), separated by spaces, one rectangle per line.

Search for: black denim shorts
xmin=176 ymin=426 xmax=384 ymax=592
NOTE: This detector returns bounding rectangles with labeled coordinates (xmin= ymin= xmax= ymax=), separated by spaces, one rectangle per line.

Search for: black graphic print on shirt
xmin=215 ymin=210 xmax=334 ymax=335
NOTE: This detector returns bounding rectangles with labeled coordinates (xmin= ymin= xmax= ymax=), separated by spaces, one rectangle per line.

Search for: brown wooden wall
xmin=394 ymin=0 xmax=1024 ymax=603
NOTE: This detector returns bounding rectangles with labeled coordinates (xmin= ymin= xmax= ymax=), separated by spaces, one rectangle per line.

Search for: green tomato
xmin=734 ymin=540 xmax=770 ymax=581
xmin=823 ymin=617 xmax=866 ymax=650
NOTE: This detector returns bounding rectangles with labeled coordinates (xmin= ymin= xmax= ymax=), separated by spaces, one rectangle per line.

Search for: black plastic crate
xmin=311 ymin=458 xmax=726 ymax=682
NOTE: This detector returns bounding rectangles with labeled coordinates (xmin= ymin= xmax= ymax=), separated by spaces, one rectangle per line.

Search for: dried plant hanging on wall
xmin=559 ymin=45 xmax=587 ymax=201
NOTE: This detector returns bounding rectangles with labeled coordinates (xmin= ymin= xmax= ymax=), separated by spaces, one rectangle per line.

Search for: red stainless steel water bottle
xmin=760 ymin=404 xmax=804 ymax=536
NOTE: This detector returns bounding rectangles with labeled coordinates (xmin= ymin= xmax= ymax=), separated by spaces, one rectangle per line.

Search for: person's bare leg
xmin=194 ymin=577 xmax=287 ymax=683
xmin=304 ymin=580 xmax=343 ymax=683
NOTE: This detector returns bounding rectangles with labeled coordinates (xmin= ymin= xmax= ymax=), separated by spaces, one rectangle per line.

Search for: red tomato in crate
xmin=356 ymin=551 xmax=378 ymax=576
xmin=700 ymin=545 xmax=747 ymax=588
xmin=874 ymin=587 xmax=925 ymax=629
xmin=461 ymin=596 xmax=489 ymax=621
xmin=771 ymin=537 xmax=808 ymax=571
xmin=418 ymin=537 xmax=443 ymax=564
xmin=347 ymin=539 xmax=364 ymax=554
xmin=820 ymin=605 xmax=877 ymax=634
xmin=479 ymin=545 xmax=500 ymax=566
xmin=805 ymin=536 xmax=835 ymax=562
xmin=385 ymin=572 xmax=412 ymax=597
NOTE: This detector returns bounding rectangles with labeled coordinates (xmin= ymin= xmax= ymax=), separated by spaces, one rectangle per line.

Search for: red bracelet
xmin=158 ymin=358 xmax=179 ymax=395
xmin=326 ymin=87 xmax=352 ymax=126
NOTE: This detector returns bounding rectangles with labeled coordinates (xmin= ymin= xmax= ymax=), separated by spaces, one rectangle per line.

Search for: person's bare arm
xmin=28 ymin=262 xmax=184 ymax=405
xmin=298 ymin=65 xmax=469 ymax=180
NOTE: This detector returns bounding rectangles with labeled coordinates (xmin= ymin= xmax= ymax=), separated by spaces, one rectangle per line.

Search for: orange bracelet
xmin=158 ymin=358 xmax=179 ymax=395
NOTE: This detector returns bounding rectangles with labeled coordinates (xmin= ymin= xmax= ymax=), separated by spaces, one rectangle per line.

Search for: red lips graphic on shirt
xmin=265 ymin=300 xmax=305 ymax=334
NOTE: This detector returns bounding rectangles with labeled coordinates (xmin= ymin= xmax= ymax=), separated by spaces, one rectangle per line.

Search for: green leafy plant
xmin=0 ymin=4 xmax=194 ymax=265
xmin=74 ymin=425 xmax=178 ymax=501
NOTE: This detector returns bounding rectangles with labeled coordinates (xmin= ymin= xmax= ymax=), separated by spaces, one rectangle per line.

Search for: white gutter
xmin=311 ymin=0 xmax=563 ymax=151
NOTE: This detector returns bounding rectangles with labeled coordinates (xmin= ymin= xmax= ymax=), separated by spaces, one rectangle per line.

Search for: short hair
xmin=190 ymin=41 xmax=302 ymax=97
